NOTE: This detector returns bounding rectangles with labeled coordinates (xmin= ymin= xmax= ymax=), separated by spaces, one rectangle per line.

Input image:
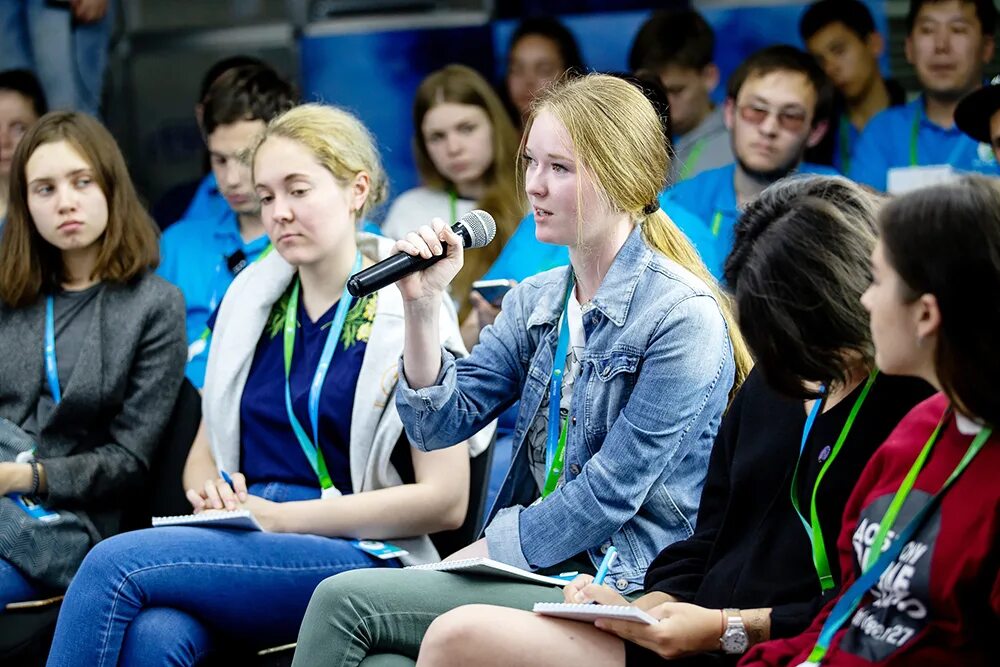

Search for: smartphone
xmin=8 ymin=493 xmax=61 ymax=523
xmin=471 ymin=279 xmax=515 ymax=306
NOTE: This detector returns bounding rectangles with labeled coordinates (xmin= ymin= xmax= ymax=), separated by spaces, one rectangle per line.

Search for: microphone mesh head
xmin=458 ymin=210 xmax=497 ymax=248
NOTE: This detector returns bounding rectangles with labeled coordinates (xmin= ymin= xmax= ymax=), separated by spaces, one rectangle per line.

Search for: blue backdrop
xmin=301 ymin=2 xmax=888 ymax=216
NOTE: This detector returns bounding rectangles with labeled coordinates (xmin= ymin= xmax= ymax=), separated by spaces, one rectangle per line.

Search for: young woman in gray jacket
xmin=0 ymin=111 xmax=187 ymax=605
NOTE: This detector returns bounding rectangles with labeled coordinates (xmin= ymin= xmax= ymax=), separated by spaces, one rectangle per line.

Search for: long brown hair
xmin=0 ymin=112 xmax=159 ymax=308
xmin=412 ymin=64 xmax=524 ymax=318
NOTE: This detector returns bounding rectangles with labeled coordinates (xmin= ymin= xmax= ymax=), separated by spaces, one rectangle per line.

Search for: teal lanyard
xmin=790 ymin=370 xmax=878 ymax=592
xmin=678 ymin=137 xmax=707 ymax=181
xmin=44 ymin=296 xmax=61 ymax=404
xmin=542 ymin=277 xmax=575 ymax=497
xmin=281 ymin=251 xmax=362 ymax=494
xmin=801 ymin=409 xmax=992 ymax=666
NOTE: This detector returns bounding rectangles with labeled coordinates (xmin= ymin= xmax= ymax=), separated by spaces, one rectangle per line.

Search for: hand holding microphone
xmin=347 ymin=210 xmax=496 ymax=301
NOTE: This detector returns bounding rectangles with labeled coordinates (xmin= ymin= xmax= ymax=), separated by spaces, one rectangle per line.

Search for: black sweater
xmin=631 ymin=370 xmax=932 ymax=666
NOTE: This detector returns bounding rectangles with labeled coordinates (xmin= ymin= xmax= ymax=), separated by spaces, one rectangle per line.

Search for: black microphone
xmin=347 ymin=210 xmax=497 ymax=298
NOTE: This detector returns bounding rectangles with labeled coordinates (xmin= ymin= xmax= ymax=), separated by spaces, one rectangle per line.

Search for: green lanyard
xmin=908 ymin=112 xmax=920 ymax=167
xmin=678 ymin=137 xmax=708 ymax=181
xmin=802 ymin=410 xmax=992 ymax=666
xmin=839 ymin=117 xmax=852 ymax=174
xmin=790 ymin=370 xmax=878 ymax=592
xmin=542 ymin=278 xmax=575 ymax=497
xmin=710 ymin=210 xmax=723 ymax=237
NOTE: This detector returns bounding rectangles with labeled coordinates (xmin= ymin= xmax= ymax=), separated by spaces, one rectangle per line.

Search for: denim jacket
xmin=396 ymin=225 xmax=735 ymax=592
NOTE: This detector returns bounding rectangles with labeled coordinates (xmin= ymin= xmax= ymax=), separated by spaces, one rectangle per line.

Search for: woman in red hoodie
xmin=742 ymin=175 xmax=1000 ymax=666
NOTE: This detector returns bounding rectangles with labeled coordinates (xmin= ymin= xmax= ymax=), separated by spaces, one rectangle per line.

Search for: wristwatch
xmin=720 ymin=608 xmax=749 ymax=654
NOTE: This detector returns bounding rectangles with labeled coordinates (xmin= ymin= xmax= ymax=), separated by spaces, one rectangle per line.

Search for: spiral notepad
xmin=151 ymin=509 xmax=263 ymax=531
xmin=533 ymin=602 xmax=658 ymax=625
xmin=406 ymin=558 xmax=569 ymax=586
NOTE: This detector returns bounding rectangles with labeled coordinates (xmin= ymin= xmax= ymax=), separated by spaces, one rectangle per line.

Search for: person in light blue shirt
xmin=849 ymin=0 xmax=998 ymax=192
xmin=800 ymin=0 xmax=908 ymax=173
xmin=484 ymin=198 xmax=725 ymax=285
xmin=158 ymin=63 xmax=296 ymax=387
xmin=665 ymin=46 xmax=838 ymax=271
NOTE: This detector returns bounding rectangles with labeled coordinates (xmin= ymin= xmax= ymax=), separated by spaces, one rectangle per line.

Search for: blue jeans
xmin=0 ymin=556 xmax=42 ymax=608
xmin=0 ymin=0 xmax=112 ymax=114
xmin=46 ymin=482 xmax=398 ymax=666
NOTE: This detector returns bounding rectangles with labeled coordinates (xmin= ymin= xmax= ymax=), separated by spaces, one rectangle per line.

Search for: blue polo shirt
xmin=663 ymin=162 xmax=840 ymax=279
xmin=181 ymin=173 xmax=231 ymax=225
xmin=158 ymin=207 xmax=269 ymax=388
xmin=849 ymin=97 xmax=999 ymax=191
xmin=483 ymin=199 xmax=727 ymax=283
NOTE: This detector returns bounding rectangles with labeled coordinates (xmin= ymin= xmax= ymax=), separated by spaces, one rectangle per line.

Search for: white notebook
xmin=151 ymin=509 xmax=263 ymax=531
xmin=406 ymin=558 xmax=570 ymax=587
xmin=533 ymin=602 xmax=658 ymax=625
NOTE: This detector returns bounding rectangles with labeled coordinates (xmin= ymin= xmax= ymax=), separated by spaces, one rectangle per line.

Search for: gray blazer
xmin=0 ymin=272 xmax=187 ymax=542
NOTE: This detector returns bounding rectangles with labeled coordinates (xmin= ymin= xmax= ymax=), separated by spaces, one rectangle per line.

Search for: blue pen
xmin=593 ymin=546 xmax=618 ymax=587
xmin=219 ymin=470 xmax=235 ymax=488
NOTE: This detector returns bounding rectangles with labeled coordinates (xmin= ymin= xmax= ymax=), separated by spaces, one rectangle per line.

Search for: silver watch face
xmin=721 ymin=625 xmax=749 ymax=654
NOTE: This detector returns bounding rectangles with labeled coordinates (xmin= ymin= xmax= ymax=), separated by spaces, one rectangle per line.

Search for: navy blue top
xmin=239 ymin=289 xmax=376 ymax=492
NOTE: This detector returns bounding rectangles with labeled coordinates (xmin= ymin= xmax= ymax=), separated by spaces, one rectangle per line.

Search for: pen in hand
xmin=218 ymin=470 xmax=245 ymax=508
xmin=591 ymin=546 xmax=618 ymax=596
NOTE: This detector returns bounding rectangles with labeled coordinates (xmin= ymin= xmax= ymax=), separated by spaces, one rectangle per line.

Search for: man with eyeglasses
xmin=849 ymin=0 xmax=997 ymax=193
xmin=662 ymin=45 xmax=837 ymax=279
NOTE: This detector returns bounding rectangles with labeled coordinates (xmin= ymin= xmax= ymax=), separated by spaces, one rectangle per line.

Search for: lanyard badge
xmin=801 ymin=408 xmax=992 ymax=666
xmin=542 ymin=277 xmax=575 ymax=498
xmin=791 ymin=370 xmax=878 ymax=591
xmin=282 ymin=251 xmax=363 ymax=498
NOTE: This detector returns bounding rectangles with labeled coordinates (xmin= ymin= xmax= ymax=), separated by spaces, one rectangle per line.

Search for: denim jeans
xmin=0 ymin=556 xmax=42 ymax=608
xmin=46 ymin=482 xmax=398 ymax=666
xmin=0 ymin=0 xmax=112 ymax=114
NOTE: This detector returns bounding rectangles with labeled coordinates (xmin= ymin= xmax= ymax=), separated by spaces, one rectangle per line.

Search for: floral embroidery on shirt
xmin=265 ymin=287 xmax=377 ymax=350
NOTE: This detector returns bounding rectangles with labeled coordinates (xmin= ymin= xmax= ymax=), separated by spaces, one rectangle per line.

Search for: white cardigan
xmin=202 ymin=232 xmax=493 ymax=564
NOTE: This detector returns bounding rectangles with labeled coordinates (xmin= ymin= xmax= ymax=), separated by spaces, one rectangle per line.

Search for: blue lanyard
xmin=544 ymin=278 xmax=574 ymax=495
xmin=44 ymin=296 xmax=61 ymax=404
xmin=800 ymin=412 xmax=991 ymax=666
xmin=282 ymin=251 xmax=362 ymax=492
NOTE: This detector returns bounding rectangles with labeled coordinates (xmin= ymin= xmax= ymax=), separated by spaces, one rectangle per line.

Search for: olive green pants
xmin=290 ymin=568 xmax=570 ymax=667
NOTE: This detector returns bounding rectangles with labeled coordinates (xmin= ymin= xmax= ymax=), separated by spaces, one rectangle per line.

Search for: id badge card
xmin=351 ymin=539 xmax=409 ymax=560
xmin=886 ymin=165 xmax=957 ymax=195
xmin=9 ymin=494 xmax=61 ymax=523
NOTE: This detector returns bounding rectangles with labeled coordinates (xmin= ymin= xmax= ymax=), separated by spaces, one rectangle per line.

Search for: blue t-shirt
xmin=483 ymin=199 xmax=726 ymax=283
xmin=239 ymin=289 xmax=377 ymax=492
xmin=158 ymin=207 xmax=270 ymax=388
xmin=181 ymin=173 xmax=231 ymax=225
xmin=849 ymin=97 xmax=1000 ymax=191
xmin=663 ymin=161 xmax=840 ymax=278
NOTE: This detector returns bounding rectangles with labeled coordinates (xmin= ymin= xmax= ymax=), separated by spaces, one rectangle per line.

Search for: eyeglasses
xmin=737 ymin=104 xmax=809 ymax=133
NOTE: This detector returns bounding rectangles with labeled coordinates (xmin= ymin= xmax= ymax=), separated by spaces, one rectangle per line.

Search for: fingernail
xmin=574 ymin=593 xmax=584 ymax=603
